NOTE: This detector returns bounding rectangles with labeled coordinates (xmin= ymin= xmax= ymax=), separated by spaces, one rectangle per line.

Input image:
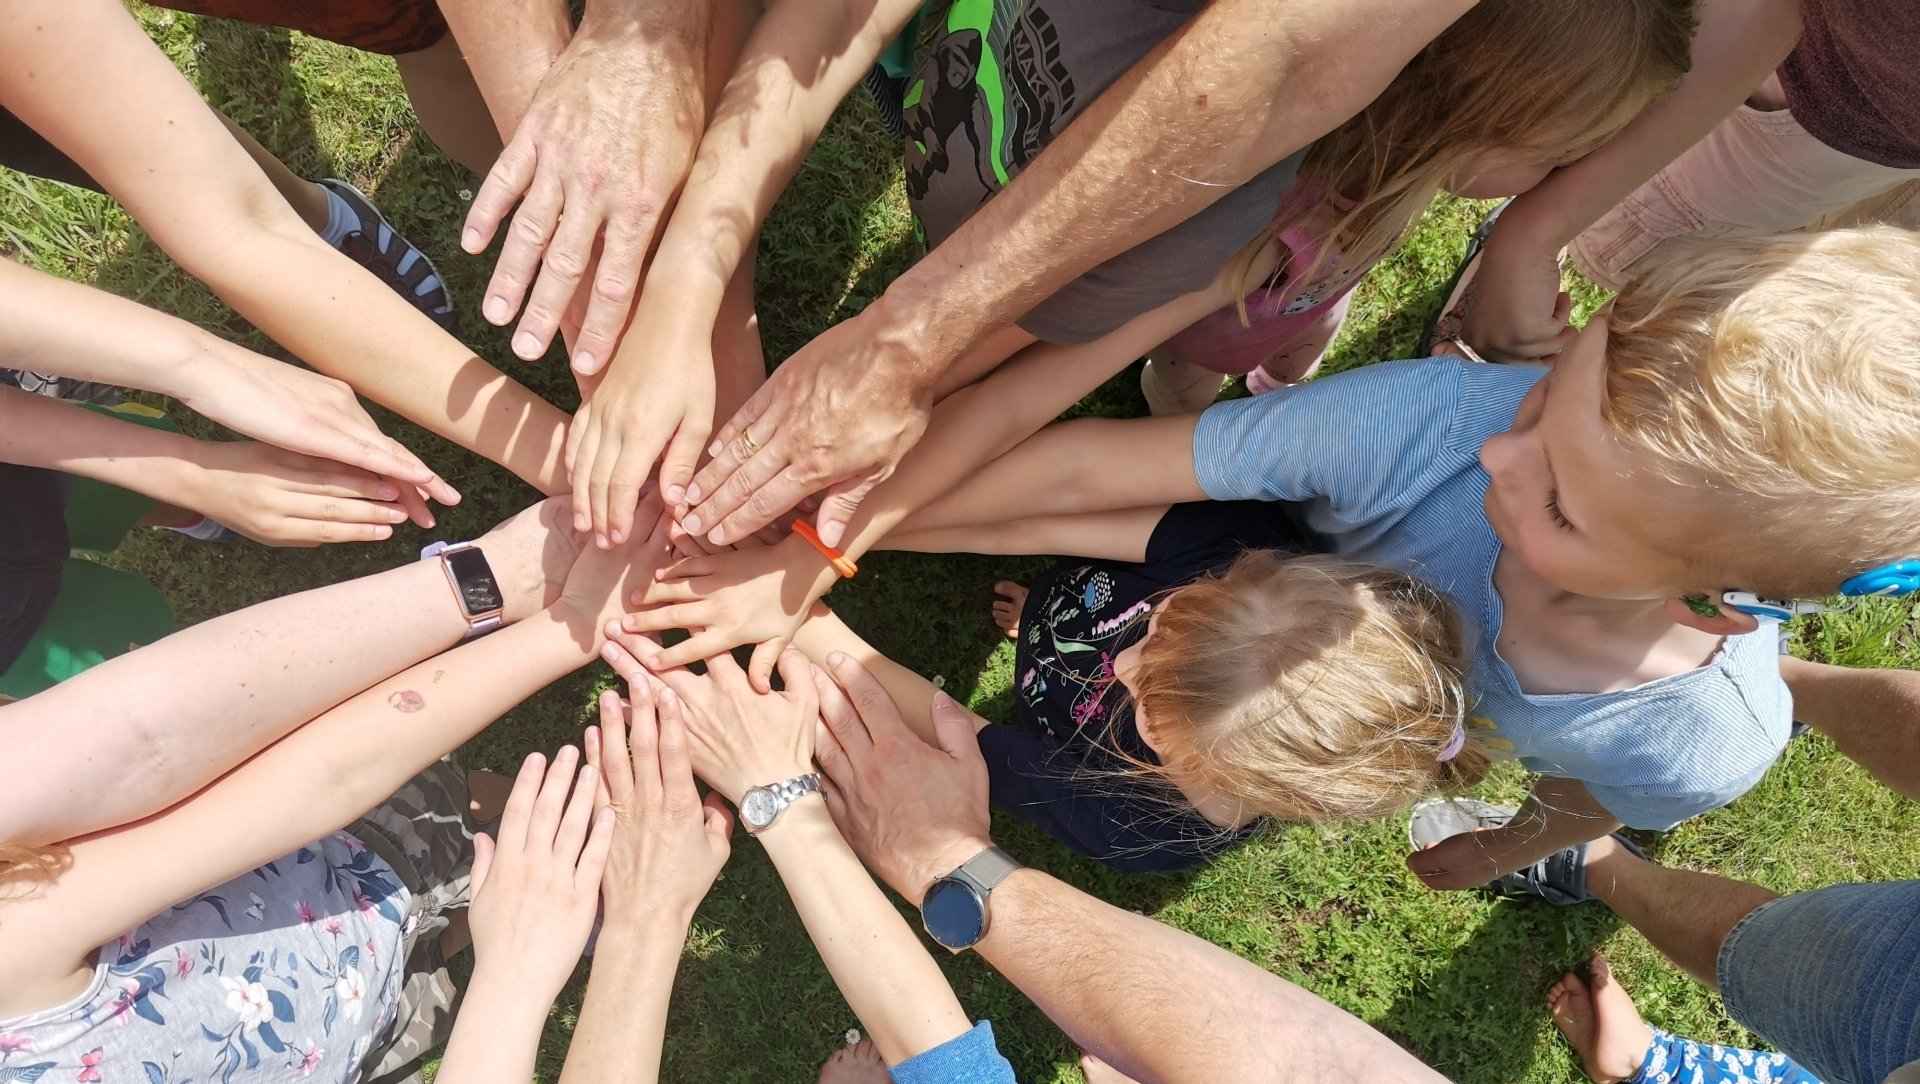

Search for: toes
xmin=1590 ymin=953 xmax=1614 ymax=988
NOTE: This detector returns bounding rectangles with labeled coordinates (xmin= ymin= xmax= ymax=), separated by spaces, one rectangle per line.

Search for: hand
xmin=1404 ymin=823 xmax=1550 ymax=891
xmin=565 ymin=324 xmax=717 ymax=548
xmin=605 ymin=627 xmax=818 ymax=805
xmin=680 ymin=315 xmax=934 ymax=549
xmin=170 ymin=439 xmax=426 ymax=546
xmin=176 ymin=342 xmax=458 ymax=508
xmin=551 ymin=495 xmax=675 ymax=641
xmin=622 ymin=535 xmax=836 ymax=691
xmin=462 ymin=20 xmax=707 ymax=373
xmin=473 ymin=496 xmax=589 ymax=623
xmin=1456 ymin=211 xmax=1578 ymax=362
xmin=584 ymin=649 xmax=733 ymax=925
xmin=467 ymin=746 xmax=614 ymax=997
xmin=810 ymin=652 xmax=992 ymax=904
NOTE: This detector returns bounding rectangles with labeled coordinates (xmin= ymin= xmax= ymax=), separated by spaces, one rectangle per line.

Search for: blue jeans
xmin=1718 ymin=880 xmax=1920 ymax=1084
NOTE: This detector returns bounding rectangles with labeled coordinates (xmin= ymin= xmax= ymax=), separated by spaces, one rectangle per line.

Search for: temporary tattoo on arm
xmin=388 ymin=689 xmax=426 ymax=713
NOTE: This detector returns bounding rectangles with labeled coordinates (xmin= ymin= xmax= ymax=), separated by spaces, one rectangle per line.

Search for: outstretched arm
xmin=1404 ymin=776 xmax=1622 ymax=891
xmin=0 ymin=499 xmax=580 ymax=847
xmin=812 ymin=654 xmax=1453 ymax=1084
xmin=0 ymin=0 xmax=570 ymax=494
xmin=1780 ymin=656 xmax=1920 ymax=802
xmin=681 ymin=0 xmax=1478 ymax=548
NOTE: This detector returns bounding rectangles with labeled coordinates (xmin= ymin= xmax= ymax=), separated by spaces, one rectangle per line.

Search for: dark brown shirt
xmin=1780 ymin=0 xmax=1920 ymax=169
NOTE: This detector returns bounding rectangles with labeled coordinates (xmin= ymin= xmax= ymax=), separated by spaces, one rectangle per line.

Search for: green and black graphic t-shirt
xmin=903 ymin=0 xmax=1306 ymax=343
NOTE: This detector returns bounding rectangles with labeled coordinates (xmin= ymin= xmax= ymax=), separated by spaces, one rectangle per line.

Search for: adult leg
xmin=392 ymin=33 xmax=503 ymax=175
xmin=1779 ymin=656 xmax=1920 ymax=801
xmin=1582 ymin=836 xmax=1779 ymax=989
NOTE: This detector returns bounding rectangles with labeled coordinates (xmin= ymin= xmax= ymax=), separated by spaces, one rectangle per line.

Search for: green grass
xmin=7 ymin=11 xmax=1919 ymax=1084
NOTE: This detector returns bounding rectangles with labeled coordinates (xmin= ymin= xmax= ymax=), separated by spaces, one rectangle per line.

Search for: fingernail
xmin=378 ymin=484 xmax=399 ymax=501
xmin=707 ymin=442 xmax=721 ymax=458
xmin=664 ymin=485 xmax=685 ymax=505
xmin=388 ymin=509 xmax=408 ymax=524
xmin=601 ymin=642 xmax=619 ymax=661
xmin=484 ymin=295 xmax=509 ymax=324
xmin=708 ymin=525 xmax=726 ymax=545
xmin=604 ymin=619 xmax=622 ymax=636
xmin=573 ymin=351 xmax=595 ymax=373
xmin=686 ymin=484 xmax=702 ymax=503
xmin=462 ymin=228 xmax=482 ymax=253
xmin=622 ymin=615 xmax=640 ymax=631
xmin=596 ymin=535 xmax=611 ymax=550
xmin=827 ymin=652 xmax=849 ymax=668
xmin=657 ymin=686 xmax=677 ymax=706
xmin=579 ymin=763 xmax=596 ymax=781
xmin=683 ymin=514 xmax=702 ymax=535
xmin=374 ymin=526 xmax=393 ymax=539
xmin=611 ymin=529 xmax=625 ymax=545
xmin=513 ymin=330 xmax=542 ymax=359
xmin=575 ymin=513 xmax=590 ymax=532
xmin=932 ymin=690 xmax=955 ymax=711
xmin=820 ymin=522 xmax=845 ymax=548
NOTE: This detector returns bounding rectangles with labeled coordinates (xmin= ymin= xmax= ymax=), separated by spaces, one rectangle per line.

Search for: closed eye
xmin=1545 ymin=490 xmax=1574 ymax=532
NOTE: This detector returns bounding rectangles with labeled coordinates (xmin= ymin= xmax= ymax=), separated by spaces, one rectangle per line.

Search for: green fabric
xmin=0 ymin=557 xmax=175 ymax=700
xmin=878 ymin=10 xmax=924 ymax=80
xmin=66 ymin=400 xmax=175 ymax=552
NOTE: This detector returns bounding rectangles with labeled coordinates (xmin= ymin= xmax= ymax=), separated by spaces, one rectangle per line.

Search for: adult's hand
xmin=810 ymin=652 xmax=993 ymax=904
xmin=681 ymin=318 xmax=933 ymax=549
xmin=462 ymin=15 xmax=709 ymax=373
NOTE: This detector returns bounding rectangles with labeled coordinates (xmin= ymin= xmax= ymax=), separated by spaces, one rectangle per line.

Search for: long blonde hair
xmin=1124 ymin=552 xmax=1487 ymax=825
xmin=0 ymin=841 xmax=68 ymax=899
xmin=1243 ymin=0 xmax=1696 ymax=296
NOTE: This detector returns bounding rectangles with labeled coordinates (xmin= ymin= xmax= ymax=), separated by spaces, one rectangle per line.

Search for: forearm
xmin=868 ymin=0 xmax=1474 ymax=384
xmin=1780 ymin=657 xmax=1920 ymax=801
xmin=633 ymin=0 xmax=921 ymax=326
xmin=555 ymin=921 xmax=689 ymax=1084
xmin=1493 ymin=0 xmax=1801 ymax=252
xmin=758 ymin=801 xmax=973 ymax=1063
xmin=791 ymin=608 xmax=975 ymax=744
xmin=977 ymin=869 xmax=1451 ymax=1083
xmin=1476 ymin=778 xmax=1623 ymax=875
xmin=0 ymin=386 xmax=206 ymax=506
xmin=434 ymin=964 xmax=557 ymax=1084
xmin=0 ymin=556 xmax=467 ymax=845
xmin=0 ymin=258 xmax=222 ymax=395
xmin=437 ymin=0 xmax=573 ymax=137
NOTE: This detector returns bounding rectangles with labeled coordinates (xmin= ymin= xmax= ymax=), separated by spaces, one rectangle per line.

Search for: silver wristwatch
xmin=739 ymin=772 xmax=824 ymax=835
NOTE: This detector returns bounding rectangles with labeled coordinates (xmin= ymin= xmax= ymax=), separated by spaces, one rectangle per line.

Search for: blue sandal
xmin=319 ymin=179 xmax=458 ymax=334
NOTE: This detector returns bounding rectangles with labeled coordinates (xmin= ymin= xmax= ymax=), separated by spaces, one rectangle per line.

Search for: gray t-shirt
xmin=902 ymin=0 xmax=1305 ymax=343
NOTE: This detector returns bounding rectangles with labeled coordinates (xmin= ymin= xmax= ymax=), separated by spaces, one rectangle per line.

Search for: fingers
xmin=596 ymin=689 xmax=636 ymax=804
xmin=273 ymin=519 xmax=399 ymax=545
xmin=701 ymin=790 xmax=735 ymax=849
xmin=468 ymin=832 xmax=496 ymax=893
xmin=490 ymin=177 xmax=568 ymax=353
xmin=773 ymin=646 xmax=814 ymax=704
xmin=390 ymin=481 xmax=436 ymax=530
xmin=686 ymin=444 xmax=799 ymax=545
xmin=495 ymin=751 xmax=546 ymax=853
xmin=746 ymin=638 xmax=793 ymax=696
xmin=658 ymin=411 xmax=711 ymax=509
xmin=692 ymin=379 xmax=775 ymax=501
xmin=620 ymin=601 xmax=714 ymax=637
xmin=811 ymin=470 xmax=883 ymax=549
xmin=927 ymin=690 xmax=978 ymax=758
xmin=463 ymin=128 xmax=536 ymax=257
xmin=634 ymin=575 xmax=705 ymax=607
xmin=603 ymin=433 xmax=664 ymax=548
xmin=824 ymin=652 xmax=909 ymax=744
xmin=553 ymin=756 xmax=599 ymax=859
xmin=515 ymin=202 xmax=602 ymax=364
xmin=654 ymin=673 xmax=699 ymax=805
xmin=529 ymin=745 xmax=581 ymax=849
xmin=571 ymin=221 xmax=648 ymax=377
xmin=812 ymin=661 xmax=873 ymax=758
xmin=575 ymin=805 xmax=616 ymax=892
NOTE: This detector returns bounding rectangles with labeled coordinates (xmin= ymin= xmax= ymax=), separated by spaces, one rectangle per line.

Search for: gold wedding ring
xmin=742 ymin=431 xmax=763 ymax=455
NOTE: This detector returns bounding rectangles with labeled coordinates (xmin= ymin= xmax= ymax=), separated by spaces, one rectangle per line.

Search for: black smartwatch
xmin=421 ymin=541 xmax=505 ymax=638
xmin=920 ymin=845 xmax=1022 ymax=953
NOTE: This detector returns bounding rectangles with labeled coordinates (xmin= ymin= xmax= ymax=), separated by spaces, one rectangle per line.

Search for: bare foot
xmin=1546 ymin=954 xmax=1654 ymax=1084
xmin=817 ymin=1041 xmax=889 ymax=1084
xmin=1079 ymin=1052 xmax=1146 ymax=1084
xmin=991 ymin=581 xmax=1030 ymax=639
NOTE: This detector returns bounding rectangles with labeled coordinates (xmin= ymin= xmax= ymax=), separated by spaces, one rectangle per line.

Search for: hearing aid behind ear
xmin=1720 ymin=559 xmax=1920 ymax=621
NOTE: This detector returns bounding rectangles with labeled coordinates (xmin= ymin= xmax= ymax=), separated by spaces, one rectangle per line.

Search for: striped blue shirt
xmin=1192 ymin=358 xmax=1792 ymax=830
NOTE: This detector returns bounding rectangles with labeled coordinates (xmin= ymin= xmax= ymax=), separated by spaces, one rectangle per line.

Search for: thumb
xmin=929 ymin=690 xmax=977 ymax=757
xmin=469 ymin=832 xmax=496 ymax=894
xmin=702 ymin=790 xmax=736 ymax=844
xmin=814 ymin=471 xmax=884 ymax=550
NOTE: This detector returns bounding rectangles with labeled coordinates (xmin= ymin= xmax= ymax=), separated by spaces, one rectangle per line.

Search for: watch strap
xmin=950 ymin=845 xmax=1021 ymax=894
xmin=421 ymin=540 xmax=505 ymax=638
xmin=743 ymin=772 xmax=823 ymax=834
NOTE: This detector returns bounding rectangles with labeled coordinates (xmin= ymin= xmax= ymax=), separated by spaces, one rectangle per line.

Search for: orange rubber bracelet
xmin=791 ymin=519 xmax=858 ymax=578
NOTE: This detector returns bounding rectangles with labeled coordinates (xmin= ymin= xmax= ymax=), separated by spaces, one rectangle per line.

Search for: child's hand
xmin=551 ymin=498 xmax=674 ymax=641
xmin=564 ymin=334 xmax=716 ymax=550
xmin=467 ymin=747 xmax=614 ymax=998
xmin=605 ymin=627 xmax=819 ymax=806
xmin=584 ymin=650 xmax=733 ymax=928
xmin=179 ymin=344 xmax=459 ymax=509
xmin=621 ymin=534 xmax=839 ymax=692
xmin=473 ymin=496 xmax=588 ymax=624
xmin=173 ymin=439 xmax=428 ymax=546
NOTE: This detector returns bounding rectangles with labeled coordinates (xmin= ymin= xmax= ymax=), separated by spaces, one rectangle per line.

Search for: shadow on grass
xmin=1378 ymin=896 xmax=1623 ymax=1084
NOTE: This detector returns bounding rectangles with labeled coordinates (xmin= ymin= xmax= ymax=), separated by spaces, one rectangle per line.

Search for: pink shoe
xmin=1244 ymin=366 xmax=1283 ymax=395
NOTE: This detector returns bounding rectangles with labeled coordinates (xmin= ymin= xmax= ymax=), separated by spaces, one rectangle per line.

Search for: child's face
xmin=1477 ymin=316 xmax=1711 ymax=600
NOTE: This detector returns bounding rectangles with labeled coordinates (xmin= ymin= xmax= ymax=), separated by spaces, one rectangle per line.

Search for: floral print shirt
xmin=977 ymin=500 xmax=1315 ymax=872
xmin=0 ymin=832 xmax=410 ymax=1084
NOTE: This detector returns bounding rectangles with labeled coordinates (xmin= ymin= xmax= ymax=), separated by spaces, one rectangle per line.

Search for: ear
xmin=1663 ymin=596 xmax=1761 ymax=636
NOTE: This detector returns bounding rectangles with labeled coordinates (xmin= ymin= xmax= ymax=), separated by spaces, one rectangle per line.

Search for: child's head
xmin=1109 ymin=551 xmax=1488 ymax=824
xmin=1270 ymin=0 xmax=1694 ymax=283
xmin=1478 ymin=226 xmax=1920 ymax=616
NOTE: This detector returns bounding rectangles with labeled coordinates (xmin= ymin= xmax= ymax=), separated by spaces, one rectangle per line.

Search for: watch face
xmin=445 ymin=547 xmax=504 ymax=616
xmin=740 ymin=788 xmax=779 ymax=829
xmin=921 ymin=878 xmax=987 ymax=949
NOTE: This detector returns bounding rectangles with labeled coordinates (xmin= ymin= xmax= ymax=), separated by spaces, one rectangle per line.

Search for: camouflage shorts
xmin=347 ymin=751 xmax=475 ymax=1084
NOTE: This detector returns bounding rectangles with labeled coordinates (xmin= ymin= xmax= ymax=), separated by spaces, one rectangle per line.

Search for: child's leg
xmin=392 ymin=32 xmax=503 ymax=175
xmin=1249 ymin=292 xmax=1351 ymax=388
xmin=1139 ymin=350 xmax=1228 ymax=415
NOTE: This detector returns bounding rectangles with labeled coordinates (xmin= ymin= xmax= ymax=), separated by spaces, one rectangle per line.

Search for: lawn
xmin=6 ymin=10 xmax=1919 ymax=1084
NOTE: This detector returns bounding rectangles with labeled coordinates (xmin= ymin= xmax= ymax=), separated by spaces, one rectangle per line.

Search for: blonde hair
xmin=0 ymin=841 xmax=68 ymax=898
xmin=1603 ymin=226 xmax=1920 ymax=598
xmin=1241 ymin=0 xmax=1695 ymax=295
xmin=1124 ymin=552 xmax=1487 ymax=825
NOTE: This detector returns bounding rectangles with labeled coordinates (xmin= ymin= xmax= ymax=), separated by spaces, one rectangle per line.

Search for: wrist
xmin=901 ymin=832 xmax=999 ymax=907
xmin=1486 ymin=191 xmax=1575 ymax=255
xmin=578 ymin=0 xmax=706 ymax=55
xmin=782 ymin=533 xmax=846 ymax=597
xmin=856 ymin=289 xmax=946 ymax=398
